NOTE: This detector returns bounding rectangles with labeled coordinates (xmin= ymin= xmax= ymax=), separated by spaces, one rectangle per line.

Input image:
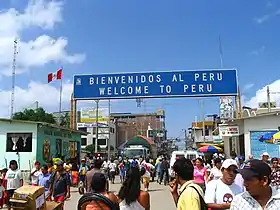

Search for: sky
xmin=0 ymin=0 xmax=280 ymax=138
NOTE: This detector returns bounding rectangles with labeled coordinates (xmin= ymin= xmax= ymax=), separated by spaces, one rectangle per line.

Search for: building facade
xmin=223 ymin=112 xmax=280 ymax=159
xmin=0 ymin=119 xmax=84 ymax=180
xmin=77 ymin=122 xmax=117 ymax=152
xmin=111 ymin=109 xmax=166 ymax=148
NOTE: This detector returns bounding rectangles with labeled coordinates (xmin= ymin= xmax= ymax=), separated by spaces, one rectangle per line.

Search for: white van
xmin=169 ymin=150 xmax=201 ymax=177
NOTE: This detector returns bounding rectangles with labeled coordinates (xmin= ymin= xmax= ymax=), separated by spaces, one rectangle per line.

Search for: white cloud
xmin=254 ymin=8 xmax=280 ymax=24
xmin=0 ymin=0 xmax=85 ymax=76
xmin=243 ymin=83 xmax=254 ymax=91
xmin=0 ymin=81 xmax=112 ymax=117
xmin=244 ymin=80 xmax=280 ymax=108
xmin=249 ymin=46 xmax=265 ymax=56
xmin=0 ymin=0 xmax=87 ymax=117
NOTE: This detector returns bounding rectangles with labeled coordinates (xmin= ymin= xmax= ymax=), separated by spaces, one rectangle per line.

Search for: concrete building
xmin=0 ymin=118 xmax=84 ymax=180
xmin=111 ymin=109 xmax=166 ymax=148
xmin=223 ymin=110 xmax=280 ymax=159
xmin=77 ymin=122 xmax=117 ymax=152
xmin=190 ymin=115 xmax=222 ymax=146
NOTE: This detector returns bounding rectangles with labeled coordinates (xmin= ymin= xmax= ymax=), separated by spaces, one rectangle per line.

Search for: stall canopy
xmin=124 ymin=135 xmax=154 ymax=148
xmin=198 ymin=145 xmax=223 ymax=153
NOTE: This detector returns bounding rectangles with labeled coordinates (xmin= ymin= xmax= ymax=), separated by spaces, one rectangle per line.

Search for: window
xmin=110 ymin=127 xmax=115 ymax=133
xmin=6 ymin=133 xmax=32 ymax=152
xmin=78 ymin=127 xmax=87 ymax=133
xmin=81 ymin=138 xmax=87 ymax=146
xmin=92 ymin=138 xmax=106 ymax=146
xmin=56 ymin=139 xmax=62 ymax=156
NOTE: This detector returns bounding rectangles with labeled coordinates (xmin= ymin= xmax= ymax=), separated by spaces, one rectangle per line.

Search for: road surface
xmin=65 ymin=179 xmax=176 ymax=209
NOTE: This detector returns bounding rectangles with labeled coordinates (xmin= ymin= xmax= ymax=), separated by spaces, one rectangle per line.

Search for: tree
xmin=84 ymin=144 xmax=101 ymax=153
xmin=12 ymin=108 xmax=56 ymax=124
xmin=58 ymin=112 xmax=70 ymax=128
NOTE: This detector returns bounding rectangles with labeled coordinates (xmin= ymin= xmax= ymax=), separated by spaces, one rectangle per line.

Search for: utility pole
xmin=201 ymin=100 xmax=206 ymax=142
xmin=10 ymin=38 xmax=18 ymax=119
xmin=107 ymin=100 xmax=111 ymax=158
xmin=95 ymin=100 xmax=99 ymax=153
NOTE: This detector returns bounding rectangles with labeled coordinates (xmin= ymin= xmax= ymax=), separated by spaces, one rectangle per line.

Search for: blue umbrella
xmin=259 ymin=132 xmax=277 ymax=142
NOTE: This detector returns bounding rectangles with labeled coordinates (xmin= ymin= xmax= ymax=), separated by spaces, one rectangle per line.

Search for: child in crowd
xmin=0 ymin=179 xmax=5 ymax=208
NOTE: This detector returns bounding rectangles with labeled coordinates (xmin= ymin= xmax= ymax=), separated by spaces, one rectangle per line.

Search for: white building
xmin=222 ymin=111 xmax=280 ymax=159
xmin=77 ymin=122 xmax=117 ymax=152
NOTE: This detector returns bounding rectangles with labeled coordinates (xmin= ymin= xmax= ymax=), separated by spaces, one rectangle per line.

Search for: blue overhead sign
xmin=73 ymin=69 xmax=238 ymax=100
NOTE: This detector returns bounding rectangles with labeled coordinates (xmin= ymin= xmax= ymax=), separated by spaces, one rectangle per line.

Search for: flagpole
xmin=59 ymin=67 xmax=63 ymax=113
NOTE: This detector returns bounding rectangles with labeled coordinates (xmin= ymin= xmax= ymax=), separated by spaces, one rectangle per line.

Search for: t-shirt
xmin=31 ymin=168 xmax=40 ymax=185
xmin=6 ymin=169 xmax=22 ymax=190
xmin=142 ymin=162 xmax=154 ymax=178
xmin=204 ymin=179 xmax=243 ymax=209
xmin=79 ymin=165 xmax=88 ymax=176
xmin=209 ymin=167 xmax=222 ymax=180
xmin=109 ymin=163 xmax=116 ymax=172
xmin=193 ymin=166 xmax=207 ymax=184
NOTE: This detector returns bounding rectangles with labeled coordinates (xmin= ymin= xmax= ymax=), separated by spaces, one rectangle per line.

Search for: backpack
xmin=189 ymin=186 xmax=208 ymax=210
xmin=180 ymin=185 xmax=208 ymax=210
xmin=77 ymin=193 xmax=119 ymax=210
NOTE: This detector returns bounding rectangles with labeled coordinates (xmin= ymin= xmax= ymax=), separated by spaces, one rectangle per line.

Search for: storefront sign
xmin=219 ymin=125 xmax=239 ymax=136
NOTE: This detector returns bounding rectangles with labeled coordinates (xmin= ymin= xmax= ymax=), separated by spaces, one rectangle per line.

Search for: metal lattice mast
xmin=10 ymin=38 xmax=18 ymax=119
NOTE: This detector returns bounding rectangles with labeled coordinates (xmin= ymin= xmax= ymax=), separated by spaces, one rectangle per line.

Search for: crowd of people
xmin=0 ymin=151 xmax=280 ymax=209
xmin=170 ymin=152 xmax=280 ymax=210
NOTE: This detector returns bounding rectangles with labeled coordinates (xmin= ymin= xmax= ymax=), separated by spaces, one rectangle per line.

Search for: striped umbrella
xmin=198 ymin=145 xmax=223 ymax=153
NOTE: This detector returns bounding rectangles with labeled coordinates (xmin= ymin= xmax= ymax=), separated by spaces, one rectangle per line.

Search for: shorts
xmin=53 ymin=195 xmax=65 ymax=202
xmin=6 ymin=189 xmax=15 ymax=207
xmin=110 ymin=171 xmax=116 ymax=178
xmin=142 ymin=177 xmax=150 ymax=184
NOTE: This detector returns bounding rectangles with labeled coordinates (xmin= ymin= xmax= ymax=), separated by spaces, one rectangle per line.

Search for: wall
xmin=0 ymin=121 xmax=37 ymax=171
xmin=243 ymin=115 xmax=280 ymax=158
xmin=192 ymin=128 xmax=214 ymax=143
xmin=223 ymin=120 xmax=244 ymax=158
xmin=115 ymin=115 xmax=165 ymax=147
xmin=37 ymin=126 xmax=82 ymax=164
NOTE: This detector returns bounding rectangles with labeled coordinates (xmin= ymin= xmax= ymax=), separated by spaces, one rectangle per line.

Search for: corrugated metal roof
xmin=0 ymin=118 xmax=87 ymax=135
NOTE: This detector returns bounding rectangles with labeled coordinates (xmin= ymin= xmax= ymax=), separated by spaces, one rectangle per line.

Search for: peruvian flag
xmin=48 ymin=68 xmax=62 ymax=83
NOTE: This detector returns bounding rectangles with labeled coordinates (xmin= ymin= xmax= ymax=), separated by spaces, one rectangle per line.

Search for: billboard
xmin=73 ymin=69 xmax=238 ymax=100
xmin=250 ymin=131 xmax=279 ymax=158
xmin=219 ymin=97 xmax=234 ymax=119
xmin=80 ymin=107 xmax=109 ymax=123
xmin=219 ymin=125 xmax=239 ymax=137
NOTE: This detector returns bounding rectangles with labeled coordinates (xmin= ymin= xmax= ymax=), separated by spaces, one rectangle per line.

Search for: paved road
xmin=65 ymin=179 xmax=176 ymax=209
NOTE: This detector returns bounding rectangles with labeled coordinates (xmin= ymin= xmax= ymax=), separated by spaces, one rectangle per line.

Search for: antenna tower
xmin=10 ymin=38 xmax=18 ymax=119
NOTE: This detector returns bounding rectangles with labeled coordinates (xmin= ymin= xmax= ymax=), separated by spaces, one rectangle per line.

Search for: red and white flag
xmin=48 ymin=68 xmax=62 ymax=83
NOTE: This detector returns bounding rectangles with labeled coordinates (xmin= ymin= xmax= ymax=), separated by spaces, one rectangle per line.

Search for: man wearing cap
xmin=47 ymin=160 xmax=70 ymax=206
xmin=230 ymin=159 xmax=280 ymax=209
xmin=205 ymin=159 xmax=243 ymax=210
xmin=261 ymin=152 xmax=270 ymax=164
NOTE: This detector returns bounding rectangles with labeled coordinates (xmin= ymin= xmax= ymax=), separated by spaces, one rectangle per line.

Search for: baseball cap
xmin=221 ymin=159 xmax=238 ymax=169
xmin=56 ymin=160 xmax=64 ymax=166
xmin=237 ymin=159 xmax=271 ymax=180
xmin=261 ymin=152 xmax=270 ymax=157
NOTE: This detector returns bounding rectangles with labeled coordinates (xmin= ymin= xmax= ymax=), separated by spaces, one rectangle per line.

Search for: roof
xmin=0 ymin=118 xmax=87 ymax=135
xmin=230 ymin=111 xmax=280 ymax=122
xmin=125 ymin=135 xmax=154 ymax=148
xmin=111 ymin=112 xmax=164 ymax=118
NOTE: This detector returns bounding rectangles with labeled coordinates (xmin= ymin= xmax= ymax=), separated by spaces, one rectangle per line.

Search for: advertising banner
xmin=80 ymin=107 xmax=109 ymax=123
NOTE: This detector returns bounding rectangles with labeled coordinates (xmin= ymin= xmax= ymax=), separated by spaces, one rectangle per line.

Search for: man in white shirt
xmin=141 ymin=158 xmax=155 ymax=192
xmin=205 ymin=159 xmax=243 ymax=210
xmin=109 ymin=160 xmax=117 ymax=184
